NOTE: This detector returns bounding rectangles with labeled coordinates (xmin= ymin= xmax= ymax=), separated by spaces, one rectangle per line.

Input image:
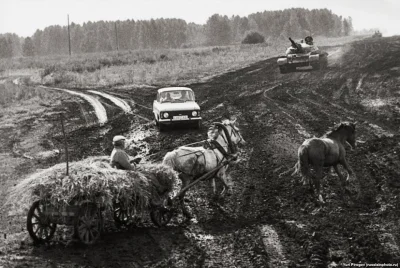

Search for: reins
xmin=143 ymin=140 xmax=206 ymax=159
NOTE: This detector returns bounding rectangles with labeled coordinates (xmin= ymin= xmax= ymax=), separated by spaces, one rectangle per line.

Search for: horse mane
xmin=324 ymin=121 xmax=355 ymax=137
xmin=207 ymin=126 xmax=217 ymax=140
xmin=222 ymin=119 xmax=240 ymax=130
xmin=221 ymin=119 xmax=231 ymax=125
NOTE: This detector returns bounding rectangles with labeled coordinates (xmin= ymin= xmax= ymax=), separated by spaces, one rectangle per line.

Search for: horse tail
xmin=162 ymin=150 xmax=183 ymax=197
xmin=279 ymin=147 xmax=307 ymax=178
xmin=290 ymin=162 xmax=300 ymax=176
xmin=279 ymin=164 xmax=297 ymax=178
xmin=293 ymin=145 xmax=310 ymax=180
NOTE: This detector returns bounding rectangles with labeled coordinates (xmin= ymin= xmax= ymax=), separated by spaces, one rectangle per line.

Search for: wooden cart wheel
xmin=74 ymin=203 xmax=102 ymax=245
xmin=150 ymin=206 xmax=173 ymax=227
xmin=150 ymin=197 xmax=173 ymax=227
xmin=113 ymin=200 xmax=138 ymax=227
xmin=27 ymin=200 xmax=56 ymax=243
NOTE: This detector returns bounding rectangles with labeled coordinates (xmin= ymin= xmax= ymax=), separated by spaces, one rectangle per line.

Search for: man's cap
xmin=113 ymin=135 xmax=127 ymax=142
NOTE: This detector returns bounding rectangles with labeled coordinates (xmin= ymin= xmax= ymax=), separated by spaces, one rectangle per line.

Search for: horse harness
xmin=179 ymin=123 xmax=238 ymax=176
xmin=213 ymin=122 xmax=239 ymax=155
xmin=206 ymin=122 xmax=239 ymax=163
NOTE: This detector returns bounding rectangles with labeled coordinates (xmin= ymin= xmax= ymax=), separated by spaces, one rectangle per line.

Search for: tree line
xmin=0 ymin=8 xmax=353 ymax=58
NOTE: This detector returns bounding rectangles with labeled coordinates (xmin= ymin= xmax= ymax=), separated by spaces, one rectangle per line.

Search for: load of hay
xmin=7 ymin=156 xmax=179 ymax=215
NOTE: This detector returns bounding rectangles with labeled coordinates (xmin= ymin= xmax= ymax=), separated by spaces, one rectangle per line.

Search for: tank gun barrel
xmin=288 ymin=37 xmax=303 ymax=53
xmin=289 ymin=37 xmax=297 ymax=48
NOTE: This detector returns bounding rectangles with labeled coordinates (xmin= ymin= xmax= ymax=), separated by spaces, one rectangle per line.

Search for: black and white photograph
xmin=1 ymin=0 xmax=400 ymax=267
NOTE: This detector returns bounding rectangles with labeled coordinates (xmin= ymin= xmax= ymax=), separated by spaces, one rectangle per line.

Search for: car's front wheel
xmin=194 ymin=121 xmax=201 ymax=129
xmin=158 ymin=122 xmax=165 ymax=132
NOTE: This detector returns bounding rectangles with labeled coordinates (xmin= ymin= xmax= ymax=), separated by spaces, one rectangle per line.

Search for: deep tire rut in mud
xmin=2 ymin=37 xmax=400 ymax=267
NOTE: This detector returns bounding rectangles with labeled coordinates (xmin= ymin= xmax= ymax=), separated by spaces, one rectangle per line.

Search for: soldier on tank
xmin=305 ymin=36 xmax=314 ymax=45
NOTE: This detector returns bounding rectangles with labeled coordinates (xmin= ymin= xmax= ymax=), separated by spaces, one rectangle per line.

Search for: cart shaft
xmin=173 ymin=160 xmax=231 ymax=200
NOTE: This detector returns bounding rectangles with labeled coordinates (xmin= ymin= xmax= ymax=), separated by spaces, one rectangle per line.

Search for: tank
xmin=277 ymin=36 xmax=328 ymax=73
xmin=372 ymin=31 xmax=382 ymax=38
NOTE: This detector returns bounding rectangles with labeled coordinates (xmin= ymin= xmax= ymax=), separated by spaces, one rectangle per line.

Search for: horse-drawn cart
xmin=6 ymin=157 xmax=178 ymax=245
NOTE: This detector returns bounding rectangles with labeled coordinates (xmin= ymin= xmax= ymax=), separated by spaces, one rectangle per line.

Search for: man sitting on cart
xmin=110 ymin=135 xmax=137 ymax=170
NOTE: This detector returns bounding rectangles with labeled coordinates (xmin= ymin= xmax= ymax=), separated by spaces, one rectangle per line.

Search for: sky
xmin=1 ymin=0 xmax=399 ymax=37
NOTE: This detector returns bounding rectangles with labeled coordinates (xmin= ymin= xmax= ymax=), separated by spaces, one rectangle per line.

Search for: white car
xmin=153 ymin=87 xmax=202 ymax=131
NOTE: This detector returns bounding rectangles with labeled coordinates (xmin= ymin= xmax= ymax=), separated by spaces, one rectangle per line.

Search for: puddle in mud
xmin=368 ymin=123 xmax=394 ymax=138
xmin=356 ymin=74 xmax=367 ymax=91
xmin=126 ymin=124 xmax=155 ymax=160
xmin=260 ymin=224 xmax=288 ymax=267
xmin=361 ymin=98 xmax=387 ymax=108
xmin=361 ymin=97 xmax=400 ymax=114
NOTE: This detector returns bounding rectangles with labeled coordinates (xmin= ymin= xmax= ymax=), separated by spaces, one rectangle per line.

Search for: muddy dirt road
xmin=1 ymin=36 xmax=400 ymax=267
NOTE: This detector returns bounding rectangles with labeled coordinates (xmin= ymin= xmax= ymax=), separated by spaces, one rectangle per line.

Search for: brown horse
xmin=162 ymin=119 xmax=245 ymax=218
xmin=291 ymin=122 xmax=357 ymax=203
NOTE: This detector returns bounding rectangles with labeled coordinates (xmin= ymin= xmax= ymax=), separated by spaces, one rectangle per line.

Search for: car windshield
xmin=160 ymin=90 xmax=194 ymax=103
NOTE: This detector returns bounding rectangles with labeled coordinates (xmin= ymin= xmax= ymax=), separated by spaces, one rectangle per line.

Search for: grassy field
xmin=0 ymin=35 xmax=366 ymax=88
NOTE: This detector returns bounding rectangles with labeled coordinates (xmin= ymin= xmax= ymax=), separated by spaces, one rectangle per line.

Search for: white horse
xmin=162 ymin=119 xmax=245 ymax=218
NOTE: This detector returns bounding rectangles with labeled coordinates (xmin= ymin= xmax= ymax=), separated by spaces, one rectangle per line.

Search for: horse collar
xmin=210 ymin=139 xmax=230 ymax=159
xmin=213 ymin=122 xmax=236 ymax=154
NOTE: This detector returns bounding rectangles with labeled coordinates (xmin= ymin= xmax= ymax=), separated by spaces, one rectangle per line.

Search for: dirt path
xmin=88 ymin=90 xmax=132 ymax=113
xmin=2 ymin=36 xmax=400 ymax=267
xmin=40 ymin=86 xmax=108 ymax=125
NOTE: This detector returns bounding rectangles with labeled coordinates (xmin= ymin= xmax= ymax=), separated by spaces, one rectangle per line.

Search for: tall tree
xmin=205 ymin=14 xmax=232 ymax=45
xmin=32 ymin=30 xmax=43 ymax=55
xmin=343 ymin=17 xmax=353 ymax=36
xmin=0 ymin=36 xmax=13 ymax=58
xmin=186 ymin=23 xmax=206 ymax=47
xmin=23 ymin=37 xmax=35 ymax=56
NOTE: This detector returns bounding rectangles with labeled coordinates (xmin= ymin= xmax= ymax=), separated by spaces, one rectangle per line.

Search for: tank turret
xmin=289 ymin=37 xmax=303 ymax=53
xmin=372 ymin=31 xmax=382 ymax=38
